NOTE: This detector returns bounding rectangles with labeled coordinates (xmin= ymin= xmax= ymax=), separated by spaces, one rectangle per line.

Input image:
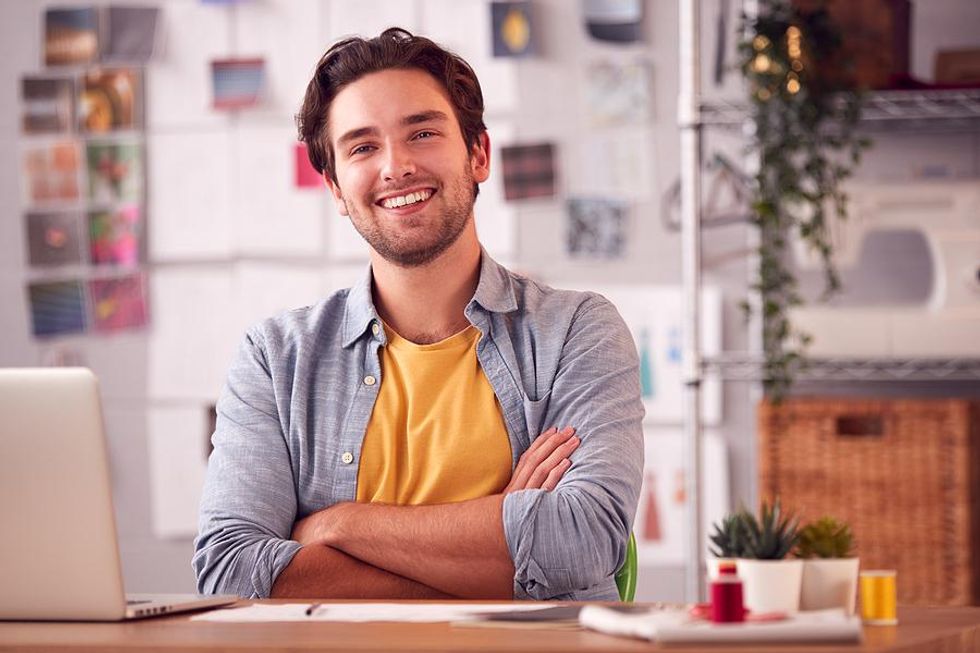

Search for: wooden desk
xmin=2 ymin=603 xmax=979 ymax=652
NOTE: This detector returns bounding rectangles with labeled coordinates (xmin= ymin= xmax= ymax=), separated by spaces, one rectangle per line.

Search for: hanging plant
xmin=739 ymin=0 xmax=871 ymax=399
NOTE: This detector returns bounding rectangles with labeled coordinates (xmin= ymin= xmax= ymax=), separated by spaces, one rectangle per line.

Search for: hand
xmin=503 ymin=427 xmax=579 ymax=494
xmin=291 ymin=503 xmax=348 ymax=546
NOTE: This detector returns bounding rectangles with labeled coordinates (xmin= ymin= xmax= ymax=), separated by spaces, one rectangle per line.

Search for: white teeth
xmin=382 ymin=190 xmax=432 ymax=209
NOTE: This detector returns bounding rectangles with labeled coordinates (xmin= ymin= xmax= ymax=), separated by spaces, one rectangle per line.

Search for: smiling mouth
xmin=377 ymin=188 xmax=435 ymax=210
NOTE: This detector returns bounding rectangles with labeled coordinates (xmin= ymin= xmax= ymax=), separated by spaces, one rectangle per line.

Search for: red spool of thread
xmin=710 ymin=561 xmax=745 ymax=623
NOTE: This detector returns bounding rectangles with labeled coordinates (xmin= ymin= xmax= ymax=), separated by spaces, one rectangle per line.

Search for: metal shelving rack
xmin=678 ymin=1 xmax=980 ymax=605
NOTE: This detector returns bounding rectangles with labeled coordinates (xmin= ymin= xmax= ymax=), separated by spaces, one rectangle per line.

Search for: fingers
xmin=509 ymin=427 xmax=573 ymax=490
xmin=526 ymin=434 xmax=579 ymax=488
xmin=541 ymin=458 xmax=572 ymax=491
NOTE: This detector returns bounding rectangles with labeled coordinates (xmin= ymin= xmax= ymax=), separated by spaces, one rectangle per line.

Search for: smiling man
xmin=193 ymin=28 xmax=644 ymax=601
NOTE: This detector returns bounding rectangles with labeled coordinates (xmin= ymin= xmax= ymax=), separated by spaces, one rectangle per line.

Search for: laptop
xmin=0 ymin=367 xmax=236 ymax=621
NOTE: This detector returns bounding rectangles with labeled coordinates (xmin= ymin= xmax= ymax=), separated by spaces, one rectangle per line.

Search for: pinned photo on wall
xmin=102 ymin=6 xmax=160 ymax=63
xmin=21 ymin=77 xmax=74 ymax=134
xmin=28 ymin=279 xmax=87 ymax=337
xmin=86 ymin=140 xmax=143 ymax=204
xmin=44 ymin=7 xmax=100 ymax=66
xmin=294 ymin=142 xmax=322 ymax=189
xmin=79 ymin=68 xmax=142 ymax=133
xmin=211 ymin=58 xmax=265 ymax=110
xmin=89 ymin=205 xmax=140 ymax=266
xmin=586 ymin=60 xmax=653 ymax=126
xmin=582 ymin=0 xmax=643 ymax=44
xmin=491 ymin=1 xmax=535 ymax=57
xmin=89 ymin=273 xmax=148 ymax=332
xmin=22 ymin=141 xmax=81 ymax=205
xmin=26 ymin=212 xmax=85 ymax=267
xmin=566 ymin=197 xmax=628 ymax=259
xmin=500 ymin=143 xmax=556 ymax=201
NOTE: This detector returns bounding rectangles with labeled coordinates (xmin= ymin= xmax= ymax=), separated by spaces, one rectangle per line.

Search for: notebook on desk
xmin=0 ymin=368 xmax=236 ymax=621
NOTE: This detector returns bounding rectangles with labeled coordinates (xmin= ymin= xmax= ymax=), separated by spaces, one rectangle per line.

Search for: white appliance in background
xmin=790 ymin=180 xmax=980 ymax=357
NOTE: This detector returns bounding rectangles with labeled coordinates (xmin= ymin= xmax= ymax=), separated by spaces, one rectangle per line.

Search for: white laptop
xmin=0 ymin=368 xmax=236 ymax=621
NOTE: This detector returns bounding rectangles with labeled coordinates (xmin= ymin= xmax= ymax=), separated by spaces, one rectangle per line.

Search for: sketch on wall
xmin=566 ymin=197 xmax=629 ymax=260
xmin=635 ymin=430 xmax=729 ymax=565
xmin=557 ymin=283 xmax=724 ymax=425
xmin=585 ymin=59 xmax=653 ymax=127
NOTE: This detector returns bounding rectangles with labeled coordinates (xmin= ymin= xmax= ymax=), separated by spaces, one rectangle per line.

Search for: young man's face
xmin=324 ymin=67 xmax=490 ymax=267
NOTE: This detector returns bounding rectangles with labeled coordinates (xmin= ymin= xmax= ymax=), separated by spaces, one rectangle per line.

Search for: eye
xmin=413 ymin=130 xmax=437 ymax=140
xmin=349 ymin=144 xmax=375 ymax=156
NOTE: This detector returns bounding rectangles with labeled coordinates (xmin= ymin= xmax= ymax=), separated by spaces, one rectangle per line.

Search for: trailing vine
xmin=739 ymin=0 xmax=870 ymax=398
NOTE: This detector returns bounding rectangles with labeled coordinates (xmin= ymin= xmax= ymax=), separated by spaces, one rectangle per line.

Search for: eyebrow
xmin=335 ymin=111 xmax=450 ymax=148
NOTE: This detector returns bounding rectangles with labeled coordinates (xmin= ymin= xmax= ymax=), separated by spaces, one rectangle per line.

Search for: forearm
xmin=298 ymin=495 xmax=514 ymax=599
xmin=270 ymin=543 xmax=454 ymax=599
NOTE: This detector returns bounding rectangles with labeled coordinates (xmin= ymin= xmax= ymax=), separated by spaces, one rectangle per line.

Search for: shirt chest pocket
xmin=523 ymin=391 xmax=552 ymax=438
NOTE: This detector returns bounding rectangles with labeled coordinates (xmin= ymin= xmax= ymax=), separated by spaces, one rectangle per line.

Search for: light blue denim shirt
xmin=193 ymin=252 xmax=644 ymax=601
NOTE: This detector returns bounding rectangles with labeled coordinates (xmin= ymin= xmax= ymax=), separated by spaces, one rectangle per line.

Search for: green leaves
xmin=740 ymin=499 xmax=801 ymax=560
xmin=709 ymin=513 xmax=749 ymax=558
xmin=796 ymin=516 xmax=855 ymax=558
xmin=740 ymin=0 xmax=871 ymax=400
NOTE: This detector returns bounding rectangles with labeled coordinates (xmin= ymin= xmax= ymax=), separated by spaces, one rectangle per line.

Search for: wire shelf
xmin=703 ymin=355 xmax=980 ymax=382
xmin=701 ymin=89 xmax=980 ymax=132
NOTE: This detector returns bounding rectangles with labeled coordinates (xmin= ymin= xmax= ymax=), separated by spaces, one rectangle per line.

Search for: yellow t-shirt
xmin=355 ymin=323 xmax=513 ymax=505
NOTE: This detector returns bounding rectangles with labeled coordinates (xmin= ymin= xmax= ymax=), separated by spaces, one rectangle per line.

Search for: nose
xmin=381 ymin=141 xmax=416 ymax=182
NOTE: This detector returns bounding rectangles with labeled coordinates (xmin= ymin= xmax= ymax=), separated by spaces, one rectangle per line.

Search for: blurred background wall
xmin=1 ymin=0 xmax=978 ymax=601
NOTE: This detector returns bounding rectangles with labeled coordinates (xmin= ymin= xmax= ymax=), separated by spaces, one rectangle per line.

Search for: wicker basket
xmin=758 ymin=397 xmax=980 ymax=606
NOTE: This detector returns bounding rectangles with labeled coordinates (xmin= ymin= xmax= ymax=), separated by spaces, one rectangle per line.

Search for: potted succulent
xmin=707 ymin=512 xmax=748 ymax=580
xmin=796 ymin=516 xmax=860 ymax=614
xmin=735 ymin=499 xmax=804 ymax=614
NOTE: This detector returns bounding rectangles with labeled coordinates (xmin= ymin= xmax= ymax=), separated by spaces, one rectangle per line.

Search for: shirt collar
xmin=341 ymin=247 xmax=518 ymax=348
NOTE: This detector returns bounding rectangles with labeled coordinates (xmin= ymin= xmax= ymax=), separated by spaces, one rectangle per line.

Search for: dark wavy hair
xmin=297 ymin=27 xmax=487 ymax=187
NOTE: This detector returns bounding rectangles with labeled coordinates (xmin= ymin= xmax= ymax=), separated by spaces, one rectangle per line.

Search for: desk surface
xmin=1 ymin=602 xmax=979 ymax=652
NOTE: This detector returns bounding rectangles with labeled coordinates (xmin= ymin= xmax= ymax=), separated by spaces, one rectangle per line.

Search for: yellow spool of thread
xmin=860 ymin=570 xmax=898 ymax=625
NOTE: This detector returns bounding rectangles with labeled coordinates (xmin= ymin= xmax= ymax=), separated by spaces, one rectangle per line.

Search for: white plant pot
xmin=736 ymin=558 xmax=804 ymax=614
xmin=800 ymin=558 xmax=860 ymax=614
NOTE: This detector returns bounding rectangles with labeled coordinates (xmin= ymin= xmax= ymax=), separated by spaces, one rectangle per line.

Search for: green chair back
xmin=614 ymin=532 xmax=637 ymax=602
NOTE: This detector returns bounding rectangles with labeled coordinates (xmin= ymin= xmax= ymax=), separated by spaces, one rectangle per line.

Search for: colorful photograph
xmin=26 ymin=212 xmax=85 ymax=267
xmin=586 ymin=60 xmax=653 ymax=127
xmin=79 ymin=68 xmax=142 ymax=132
xmin=89 ymin=206 xmax=140 ymax=266
xmin=294 ymin=142 xmax=322 ymax=189
xmin=211 ymin=58 xmax=265 ymax=110
xmin=500 ymin=143 xmax=557 ymax=201
xmin=86 ymin=140 xmax=143 ymax=204
xmin=22 ymin=141 xmax=81 ymax=205
xmin=566 ymin=197 xmax=628 ymax=259
xmin=44 ymin=7 xmax=99 ymax=66
xmin=491 ymin=1 xmax=535 ymax=58
xmin=89 ymin=274 xmax=149 ymax=332
xmin=21 ymin=76 xmax=74 ymax=134
xmin=28 ymin=280 xmax=87 ymax=337
xmin=103 ymin=6 xmax=160 ymax=63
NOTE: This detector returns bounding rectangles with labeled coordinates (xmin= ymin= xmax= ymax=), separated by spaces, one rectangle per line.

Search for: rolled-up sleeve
xmin=502 ymin=297 xmax=644 ymax=600
xmin=192 ymin=329 xmax=302 ymax=598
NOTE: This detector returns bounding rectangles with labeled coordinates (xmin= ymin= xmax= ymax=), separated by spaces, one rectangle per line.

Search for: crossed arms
xmin=271 ymin=428 xmax=580 ymax=599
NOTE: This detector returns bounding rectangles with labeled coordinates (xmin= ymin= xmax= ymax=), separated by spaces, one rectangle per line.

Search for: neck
xmin=370 ymin=224 xmax=481 ymax=345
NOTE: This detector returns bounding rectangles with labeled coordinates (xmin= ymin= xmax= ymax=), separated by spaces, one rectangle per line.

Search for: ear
xmin=323 ymin=172 xmax=349 ymax=217
xmin=469 ymin=131 xmax=491 ymax=184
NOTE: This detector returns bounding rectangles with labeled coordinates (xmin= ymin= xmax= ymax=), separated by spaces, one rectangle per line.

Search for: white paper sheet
xmin=326 ymin=207 xmax=371 ymax=261
xmin=635 ymin=430 xmax=729 ymax=565
xmin=234 ymin=262 xmax=325 ymax=330
xmin=235 ymin=0 xmax=324 ymax=118
xmin=579 ymin=606 xmax=862 ymax=644
xmin=192 ymin=602 xmax=555 ymax=623
xmin=146 ymin=3 xmax=230 ymax=129
xmin=325 ymin=0 xmax=420 ymax=40
xmin=233 ymin=125 xmax=325 ymax=256
xmin=147 ymin=405 xmax=209 ymax=539
xmin=147 ymin=266 xmax=238 ymax=401
xmin=569 ymin=129 xmax=657 ymax=201
xmin=148 ymin=129 xmax=235 ymax=261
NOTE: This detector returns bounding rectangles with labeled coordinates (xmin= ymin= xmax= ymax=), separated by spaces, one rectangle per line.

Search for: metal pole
xmin=678 ymin=0 xmax=704 ymax=604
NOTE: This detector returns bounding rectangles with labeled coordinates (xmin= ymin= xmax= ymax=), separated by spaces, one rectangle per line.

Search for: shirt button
xmin=341 ymin=452 xmax=354 ymax=464
xmin=363 ymin=375 xmax=376 ymax=386
xmin=371 ymin=322 xmax=380 ymax=336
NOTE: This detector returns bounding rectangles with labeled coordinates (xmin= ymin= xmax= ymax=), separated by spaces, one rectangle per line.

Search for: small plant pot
xmin=800 ymin=557 xmax=860 ymax=614
xmin=736 ymin=558 xmax=803 ymax=614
